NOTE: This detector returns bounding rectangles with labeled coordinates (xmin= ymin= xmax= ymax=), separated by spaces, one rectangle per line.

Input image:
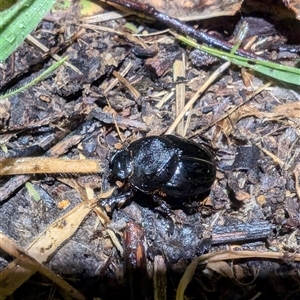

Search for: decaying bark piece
xmin=211 ymin=221 xmax=272 ymax=245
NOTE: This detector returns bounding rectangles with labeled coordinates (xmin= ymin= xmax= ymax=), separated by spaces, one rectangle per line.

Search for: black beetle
xmin=110 ymin=135 xmax=216 ymax=201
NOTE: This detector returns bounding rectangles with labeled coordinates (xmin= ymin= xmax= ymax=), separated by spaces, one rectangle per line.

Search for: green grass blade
xmin=177 ymin=35 xmax=300 ymax=86
xmin=0 ymin=56 xmax=68 ymax=99
xmin=0 ymin=0 xmax=55 ymax=62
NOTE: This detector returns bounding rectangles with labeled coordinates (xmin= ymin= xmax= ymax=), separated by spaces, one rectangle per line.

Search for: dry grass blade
xmin=176 ymin=250 xmax=300 ymax=300
xmin=103 ymin=62 xmax=132 ymax=94
xmin=26 ymin=35 xmax=83 ymax=75
xmin=106 ymin=228 xmax=124 ymax=255
xmin=255 ymin=143 xmax=285 ymax=168
xmin=176 ymin=259 xmax=198 ymax=300
xmin=293 ymin=165 xmax=300 ymax=200
xmin=155 ymin=90 xmax=174 ymax=109
xmin=0 ymin=157 xmax=102 ymax=175
xmin=81 ymin=23 xmax=148 ymax=49
xmin=0 ymin=199 xmax=96 ymax=298
xmin=190 ymin=82 xmax=272 ymax=137
xmin=112 ymin=70 xmax=141 ymax=101
xmin=165 ymin=61 xmax=231 ymax=135
xmin=0 ymin=233 xmax=85 ymax=300
xmin=80 ymin=11 xmax=130 ymax=23
xmin=173 ymin=54 xmax=186 ymax=136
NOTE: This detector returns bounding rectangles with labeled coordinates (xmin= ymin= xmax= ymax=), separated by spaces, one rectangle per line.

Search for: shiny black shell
xmin=110 ymin=135 xmax=216 ymax=198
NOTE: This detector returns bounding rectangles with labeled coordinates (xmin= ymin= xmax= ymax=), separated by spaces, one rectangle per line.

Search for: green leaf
xmin=177 ymin=35 xmax=300 ymax=86
xmin=0 ymin=0 xmax=56 ymax=62
xmin=25 ymin=182 xmax=41 ymax=202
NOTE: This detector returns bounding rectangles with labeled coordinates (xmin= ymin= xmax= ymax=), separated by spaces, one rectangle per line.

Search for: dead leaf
xmin=235 ymin=190 xmax=251 ymax=201
xmin=206 ymin=261 xmax=234 ymax=278
xmin=282 ymin=0 xmax=300 ymax=20
xmin=127 ymin=0 xmax=243 ymax=20
xmin=105 ymin=0 xmax=300 ymax=21
xmin=233 ymin=264 xmax=245 ymax=281
xmin=271 ymin=102 xmax=300 ymax=118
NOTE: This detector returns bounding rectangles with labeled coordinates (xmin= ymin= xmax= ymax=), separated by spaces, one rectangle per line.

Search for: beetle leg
xmin=152 ymin=194 xmax=175 ymax=217
xmin=100 ymin=189 xmax=134 ymax=211
xmin=181 ymin=201 xmax=199 ymax=215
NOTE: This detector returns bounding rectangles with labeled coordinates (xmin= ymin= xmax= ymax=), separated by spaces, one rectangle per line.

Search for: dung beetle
xmin=110 ymin=135 xmax=216 ymax=202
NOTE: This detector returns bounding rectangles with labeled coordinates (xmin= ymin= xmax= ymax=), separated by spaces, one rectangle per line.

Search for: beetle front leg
xmin=100 ymin=189 xmax=134 ymax=211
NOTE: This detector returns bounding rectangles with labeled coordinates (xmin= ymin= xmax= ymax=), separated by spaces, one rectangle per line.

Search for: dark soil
xmin=0 ymin=1 xmax=300 ymax=300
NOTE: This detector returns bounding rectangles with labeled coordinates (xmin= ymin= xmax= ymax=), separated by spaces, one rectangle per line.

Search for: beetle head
xmin=110 ymin=149 xmax=133 ymax=180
